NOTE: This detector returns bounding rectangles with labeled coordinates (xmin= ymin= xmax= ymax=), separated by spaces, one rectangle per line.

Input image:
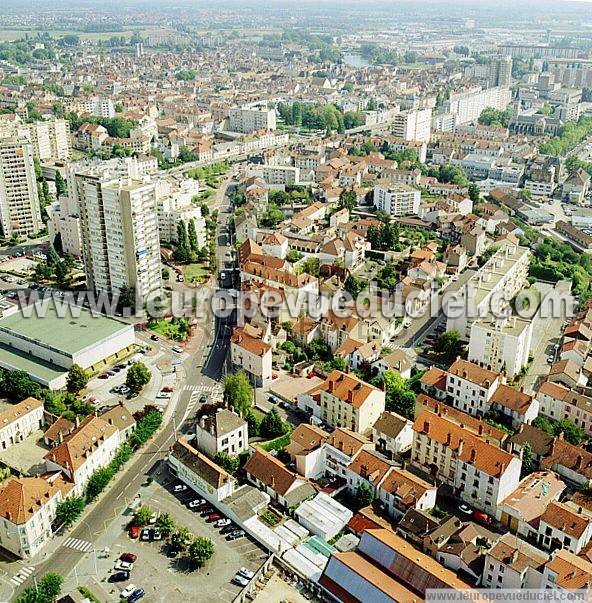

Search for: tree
xmin=555 ymin=419 xmax=585 ymax=445
xmin=126 ymin=361 xmax=151 ymax=392
xmin=1 ymin=370 xmax=43 ymax=402
xmin=54 ymin=171 xmax=67 ymax=196
xmin=214 ymin=451 xmax=240 ymax=474
xmin=133 ymin=504 xmax=153 ymax=525
xmin=187 ymin=537 xmax=214 ymax=568
xmin=171 ymin=527 xmax=192 ymax=552
xmin=260 ymin=408 xmax=289 ymax=439
xmin=383 ymin=370 xmax=416 ymax=418
xmin=260 ymin=203 xmax=284 ymax=228
xmin=245 ymin=409 xmax=260 ymax=436
xmin=467 ymin=182 xmax=480 ymax=203
xmin=156 ymin=512 xmax=176 ymax=536
xmin=55 ymin=496 xmax=85 ymax=528
xmin=521 ymin=442 xmax=533 ymax=479
xmin=15 ymin=572 xmax=64 ymax=603
xmin=188 ymin=219 xmax=199 ymax=254
xmin=338 ymin=189 xmax=357 ymax=213
xmin=117 ymin=285 xmax=136 ymax=313
xmin=355 ymin=481 xmax=374 ymax=509
xmin=174 ymin=219 xmax=190 ymax=262
xmin=434 ymin=330 xmax=463 ymax=363
xmin=223 ymin=371 xmax=253 ymax=416
xmin=344 ymin=274 xmax=366 ymax=298
xmin=66 ymin=364 xmax=88 ymax=394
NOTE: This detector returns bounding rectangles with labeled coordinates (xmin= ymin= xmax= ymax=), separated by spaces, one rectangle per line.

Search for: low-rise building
xmin=0 ymin=477 xmax=62 ymax=558
xmin=0 ymin=397 xmax=44 ymax=451
xmin=372 ymin=411 xmax=413 ymax=459
xmin=537 ymin=501 xmax=592 ymax=554
xmin=194 ymin=408 xmax=248 ymax=459
xmin=230 ymin=326 xmax=273 ymax=387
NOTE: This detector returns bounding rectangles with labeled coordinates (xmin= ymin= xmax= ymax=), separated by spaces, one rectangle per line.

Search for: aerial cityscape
xmin=2 ymin=0 xmax=592 ymax=601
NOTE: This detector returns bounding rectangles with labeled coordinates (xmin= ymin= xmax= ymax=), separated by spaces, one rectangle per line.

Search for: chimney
xmin=347 ymin=389 xmax=354 ymax=403
xmin=328 ymin=380 xmax=335 ymax=392
xmin=478 ymin=424 xmax=483 ymax=436
xmin=470 ymin=448 xmax=476 ymax=463
xmin=423 ymin=421 xmax=430 ymax=434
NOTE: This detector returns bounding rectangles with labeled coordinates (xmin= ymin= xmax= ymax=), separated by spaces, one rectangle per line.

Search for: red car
xmin=129 ymin=525 xmax=140 ymax=539
xmin=207 ymin=513 xmax=221 ymax=523
xmin=98 ymin=373 xmax=109 ymax=379
xmin=472 ymin=510 xmax=492 ymax=526
xmin=120 ymin=552 xmax=137 ymax=563
xmin=162 ymin=386 xmax=173 ymax=393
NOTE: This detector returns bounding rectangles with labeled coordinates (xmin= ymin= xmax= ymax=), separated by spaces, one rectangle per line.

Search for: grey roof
xmin=198 ymin=409 xmax=247 ymax=439
xmin=223 ymin=484 xmax=269 ymax=522
xmin=373 ymin=411 xmax=410 ymax=439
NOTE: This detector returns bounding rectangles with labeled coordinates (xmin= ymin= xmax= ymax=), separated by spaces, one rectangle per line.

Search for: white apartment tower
xmin=391 ymin=108 xmax=432 ymax=143
xmin=373 ymin=184 xmax=421 ymax=216
xmin=74 ymin=169 xmax=162 ymax=304
xmin=0 ymin=137 xmax=42 ymax=237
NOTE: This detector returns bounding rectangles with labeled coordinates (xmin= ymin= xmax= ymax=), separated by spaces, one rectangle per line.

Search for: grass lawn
xmin=183 ymin=262 xmax=209 ymax=284
xmin=262 ymin=432 xmax=292 ymax=452
xmin=250 ymin=407 xmax=266 ymax=422
xmin=148 ymin=318 xmax=188 ymax=342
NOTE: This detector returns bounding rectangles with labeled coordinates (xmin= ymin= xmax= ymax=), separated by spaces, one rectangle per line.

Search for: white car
xmin=157 ymin=391 xmax=172 ymax=399
xmin=149 ymin=512 xmax=158 ymax=525
xmin=232 ymin=574 xmax=249 ymax=587
xmin=238 ymin=567 xmax=255 ymax=580
xmin=215 ymin=518 xmax=231 ymax=528
xmin=173 ymin=484 xmax=187 ymax=493
xmin=172 ymin=346 xmax=183 ymax=354
xmin=189 ymin=499 xmax=204 ymax=509
xmin=121 ymin=584 xmax=137 ymax=598
xmin=115 ymin=560 xmax=134 ymax=572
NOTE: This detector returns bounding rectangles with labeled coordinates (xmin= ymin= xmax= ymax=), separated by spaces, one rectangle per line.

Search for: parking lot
xmin=101 ymin=468 xmax=268 ymax=603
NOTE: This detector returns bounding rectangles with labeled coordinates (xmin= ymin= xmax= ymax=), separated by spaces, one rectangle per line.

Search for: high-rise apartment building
xmin=0 ymin=137 xmax=42 ymax=237
xmin=488 ymin=56 xmax=513 ymax=88
xmin=73 ymin=169 xmax=162 ymax=304
xmin=391 ymin=108 xmax=432 ymax=143
xmin=373 ymin=184 xmax=421 ymax=216
xmin=0 ymin=116 xmax=71 ymax=161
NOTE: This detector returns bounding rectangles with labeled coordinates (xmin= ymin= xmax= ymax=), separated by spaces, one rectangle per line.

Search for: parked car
xmin=200 ymin=507 xmax=214 ymax=516
xmin=162 ymin=386 xmax=174 ymax=393
xmin=172 ymin=346 xmax=183 ymax=353
xmin=115 ymin=560 xmax=134 ymax=572
xmin=150 ymin=334 xmax=159 ymax=341
xmin=98 ymin=373 xmax=109 ymax=379
xmin=226 ymin=529 xmax=245 ymax=540
xmin=215 ymin=518 xmax=231 ymax=528
xmin=472 ymin=510 xmax=492 ymax=526
xmin=220 ymin=524 xmax=235 ymax=534
xmin=232 ymin=574 xmax=249 ymax=587
xmin=157 ymin=391 xmax=172 ymax=399
xmin=458 ymin=503 xmax=473 ymax=516
xmin=120 ymin=553 xmax=137 ymax=563
xmin=167 ymin=546 xmax=179 ymax=558
xmin=108 ymin=571 xmax=130 ymax=583
xmin=152 ymin=529 xmax=162 ymax=541
xmin=197 ymin=502 xmax=210 ymax=512
xmin=207 ymin=513 xmax=221 ymax=523
xmin=128 ymin=588 xmax=145 ymax=602
xmin=129 ymin=525 xmax=140 ymax=539
xmin=238 ymin=567 xmax=255 ymax=580
xmin=173 ymin=484 xmax=187 ymax=493
xmin=121 ymin=585 xmax=137 ymax=598
xmin=547 ymin=356 xmax=555 ymax=364
xmin=140 ymin=528 xmax=151 ymax=541
xmin=149 ymin=512 xmax=158 ymax=525
xmin=188 ymin=498 xmax=204 ymax=509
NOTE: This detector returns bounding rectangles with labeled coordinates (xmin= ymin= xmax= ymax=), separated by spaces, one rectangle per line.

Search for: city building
xmin=391 ymin=108 xmax=432 ymax=143
xmin=0 ymin=477 xmax=62 ymax=558
xmin=412 ymin=410 xmax=522 ymax=515
xmin=373 ymin=184 xmax=421 ymax=216
xmin=194 ymin=408 xmax=248 ymax=459
xmin=0 ymin=136 xmax=42 ymax=237
xmin=46 ymin=194 xmax=82 ymax=257
xmin=446 ymin=242 xmax=530 ymax=338
xmin=44 ymin=415 xmax=120 ymax=496
xmin=73 ymin=169 xmax=162 ymax=304
xmin=0 ymin=299 xmax=135 ymax=389
xmin=298 ymin=370 xmax=385 ymax=435
xmin=228 ymin=104 xmax=276 ymax=134
xmin=468 ymin=314 xmax=534 ymax=379
xmin=0 ymin=397 xmax=44 ymax=451
xmin=230 ymin=326 xmax=273 ymax=387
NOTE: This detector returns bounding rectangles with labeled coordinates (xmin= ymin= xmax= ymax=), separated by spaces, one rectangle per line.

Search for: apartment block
xmin=0 ymin=137 xmax=43 ymax=237
xmin=46 ymin=194 xmax=82 ymax=257
xmin=74 ymin=169 xmax=162 ymax=304
xmin=0 ymin=397 xmax=44 ymax=451
xmin=412 ymin=410 xmax=522 ymax=515
xmin=228 ymin=104 xmax=276 ymax=134
xmin=468 ymin=314 xmax=533 ymax=379
xmin=373 ymin=183 xmax=421 ymax=216
xmin=0 ymin=477 xmax=62 ymax=558
xmin=298 ymin=370 xmax=385 ymax=435
xmin=446 ymin=242 xmax=530 ymax=338
xmin=391 ymin=108 xmax=432 ymax=143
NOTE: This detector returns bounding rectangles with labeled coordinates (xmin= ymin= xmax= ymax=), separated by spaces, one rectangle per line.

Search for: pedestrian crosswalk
xmin=184 ymin=383 xmax=223 ymax=418
xmin=10 ymin=566 xmax=34 ymax=586
xmin=63 ymin=537 xmax=94 ymax=553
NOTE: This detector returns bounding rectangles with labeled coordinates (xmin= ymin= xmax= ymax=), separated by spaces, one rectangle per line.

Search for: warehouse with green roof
xmin=0 ymin=299 xmax=135 ymax=388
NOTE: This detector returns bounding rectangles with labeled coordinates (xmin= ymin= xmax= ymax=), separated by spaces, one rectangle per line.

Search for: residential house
xmin=538 ymin=501 xmax=592 ymax=554
xmin=0 ymin=397 xmax=44 ymax=451
xmin=372 ymin=411 xmax=414 ymax=459
xmin=194 ymin=408 xmax=248 ymax=459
